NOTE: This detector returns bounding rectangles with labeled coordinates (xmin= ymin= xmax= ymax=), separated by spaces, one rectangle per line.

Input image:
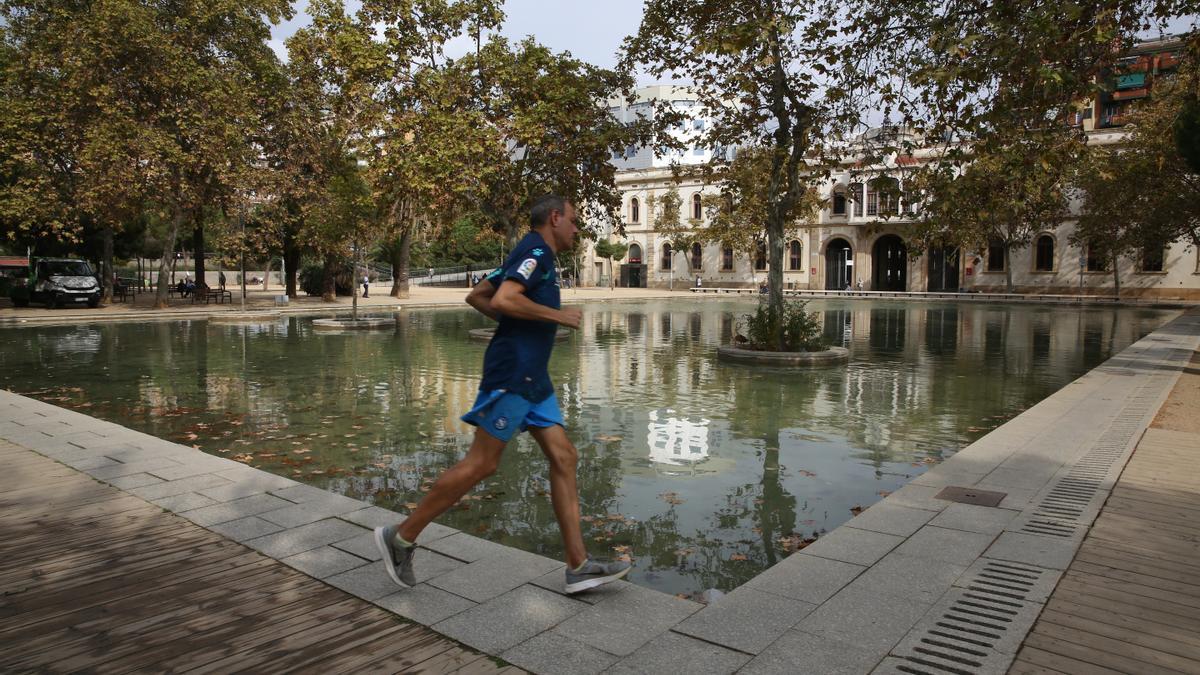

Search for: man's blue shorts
xmin=461 ymin=389 xmax=564 ymax=442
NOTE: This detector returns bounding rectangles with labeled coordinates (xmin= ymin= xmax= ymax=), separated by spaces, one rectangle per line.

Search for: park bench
xmin=191 ymin=284 xmax=233 ymax=304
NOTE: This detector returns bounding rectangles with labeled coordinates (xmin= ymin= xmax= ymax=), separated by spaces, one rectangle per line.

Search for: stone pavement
xmin=0 ymin=310 xmax=1196 ymax=674
xmin=0 ymin=285 xmax=686 ymax=327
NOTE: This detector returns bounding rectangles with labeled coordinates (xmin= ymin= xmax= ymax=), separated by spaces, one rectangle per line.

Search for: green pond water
xmin=0 ymin=299 xmax=1175 ymax=597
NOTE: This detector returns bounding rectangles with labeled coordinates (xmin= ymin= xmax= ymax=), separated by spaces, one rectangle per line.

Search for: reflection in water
xmin=0 ymin=300 xmax=1176 ymax=596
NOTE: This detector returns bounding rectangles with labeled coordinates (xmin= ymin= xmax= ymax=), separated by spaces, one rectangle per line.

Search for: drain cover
xmin=934 ymin=486 xmax=1007 ymax=507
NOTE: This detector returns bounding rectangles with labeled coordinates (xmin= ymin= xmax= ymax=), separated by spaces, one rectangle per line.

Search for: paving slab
xmin=843 ymin=503 xmax=936 ymax=538
xmin=242 ymin=518 xmax=366 ymax=559
xmin=208 ymin=515 xmax=285 ymax=542
xmin=270 ymin=483 xmax=336 ymax=503
xmin=552 ymin=582 xmax=701 ymax=657
xmin=850 ymin=552 xmax=967 ymax=605
xmin=796 ymin=527 xmax=905 ymax=567
xmin=324 ymin=561 xmax=406 ymax=601
xmin=105 ymin=472 xmax=165 ymax=490
xmin=180 ymin=492 xmax=295 ymax=526
xmin=606 ymin=630 xmax=751 ymax=674
xmin=743 ymin=552 xmax=865 ymax=605
xmin=878 ymin=483 xmax=950 ymax=512
xmin=87 ymin=457 xmax=184 ymax=480
xmin=376 ymin=584 xmax=478 ymax=626
xmin=795 ymin=585 xmax=935 ymax=653
xmin=426 ymin=549 xmax=565 ymax=602
xmin=128 ymin=473 xmax=231 ymax=501
xmin=151 ymin=491 xmax=219 ymax=513
xmin=281 ymin=545 xmax=369 ymax=579
xmin=502 ymin=632 xmax=617 ymax=675
xmin=740 ymin=630 xmax=886 ymax=675
xmin=423 ymin=531 xmax=514 ymax=562
xmin=256 ymin=495 xmax=369 ymax=528
xmin=336 ymin=507 xmax=459 ymax=544
xmin=890 ymin=525 xmax=996 ymax=566
xmin=983 ymin=531 xmax=1079 ymax=570
xmin=433 ymin=585 xmax=587 ymax=654
xmin=146 ymin=459 xmax=239 ymax=482
xmin=927 ymin=502 xmax=1021 ymax=535
xmin=673 ymin=587 xmax=816 ymax=655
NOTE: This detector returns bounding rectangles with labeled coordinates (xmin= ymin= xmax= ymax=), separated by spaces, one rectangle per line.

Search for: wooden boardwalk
xmin=0 ymin=439 xmax=520 ymax=674
xmin=1011 ymin=351 xmax=1200 ymax=675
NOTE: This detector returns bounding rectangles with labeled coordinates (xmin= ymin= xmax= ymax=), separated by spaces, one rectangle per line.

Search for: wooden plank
xmin=1037 ymin=608 xmax=1200 ymax=664
xmin=1051 ymin=582 xmax=1200 ymax=633
xmin=319 ymin=624 xmax=463 ymax=674
xmin=1029 ymin=621 xmax=1199 ymax=675
xmin=1069 ymin=560 xmax=1200 ymax=599
xmin=1011 ymin=646 xmax=1123 ymax=675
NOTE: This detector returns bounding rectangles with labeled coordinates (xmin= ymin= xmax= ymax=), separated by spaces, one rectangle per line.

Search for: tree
xmin=908 ymin=133 xmax=1080 ymax=292
xmin=594 ymin=239 xmax=628 ymax=289
xmin=1075 ymin=52 xmax=1200 ymax=293
xmin=624 ymin=2 xmax=861 ymax=350
xmin=465 ymin=36 xmax=662 ymax=246
xmin=646 ymin=187 xmax=693 ymax=282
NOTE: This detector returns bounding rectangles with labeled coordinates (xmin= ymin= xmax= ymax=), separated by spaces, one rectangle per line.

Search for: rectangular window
xmin=987 ymin=242 xmax=1005 ymax=272
xmin=1086 ymin=245 xmax=1107 ymax=272
xmin=693 ymin=147 xmax=705 ymax=156
xmin=852 ymin=184 xmax=863 ymax=217
xmin=722 ymin=247 xmax=733 ymax=270
xmin=1141 ymin=246 xmax=1164 ymax=272
xmin=866 ymin=190 xmax=878 ymax=216
xmin=693 ymin=119 xmax=705 ymax=131
xmin=832 ymin=193 xmax=846 ymax=215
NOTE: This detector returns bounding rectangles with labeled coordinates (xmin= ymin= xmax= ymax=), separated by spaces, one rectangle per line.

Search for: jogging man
xmin=375 ymin=195 xmax=631 ymax=594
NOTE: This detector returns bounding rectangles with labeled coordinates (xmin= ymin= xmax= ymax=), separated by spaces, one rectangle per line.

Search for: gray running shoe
xmin=564 ymin=557 xmax=631 ymax=594
xmin=374 ymin=525 xmax=416 ymax=588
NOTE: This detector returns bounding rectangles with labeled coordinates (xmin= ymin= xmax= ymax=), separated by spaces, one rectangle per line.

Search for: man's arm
xmin=466 ymin=278 xmax=501 ymax=321
xmin=491 ymin=280 xmax=581 ymax=329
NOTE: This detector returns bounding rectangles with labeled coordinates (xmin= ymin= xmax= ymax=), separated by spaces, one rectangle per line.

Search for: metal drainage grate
xmin=884 ymin=561 xmax=1050 ymax=674
xmin=1018 ymin=382 xmax=1159 ymax=539
xmin=934 ymin=486 xmax=1007 ymax=508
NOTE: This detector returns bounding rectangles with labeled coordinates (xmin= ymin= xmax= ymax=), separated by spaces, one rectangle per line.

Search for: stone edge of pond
xmin=716 ymin=345 xmax=849 ymax=366
xmin=0 ymin=308 xmax=1196 ymax=674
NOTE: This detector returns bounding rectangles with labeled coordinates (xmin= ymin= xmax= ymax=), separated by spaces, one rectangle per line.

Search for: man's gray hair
xmin=530 ymin=194 xmax=569 ymax=228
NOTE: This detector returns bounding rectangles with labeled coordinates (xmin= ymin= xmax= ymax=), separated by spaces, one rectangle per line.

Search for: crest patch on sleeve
xmin=516 ymin=258 xmax=538 ymax=279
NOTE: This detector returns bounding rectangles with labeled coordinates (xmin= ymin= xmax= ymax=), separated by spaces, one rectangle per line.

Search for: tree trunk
xmin=154 ymin=209 xmax=185 ymax=308
xmin=767 ymin=216 xmax=785 ymax=351
xmin=101 ymin=226 xmax=114 ymax=303
xmin=390 ymin=228 xmax=412 ymax=298
xmin=283 ymin=230 xmax=300 ymax=298
xmin=1111 ymin=254 xmax=1121 ymax=298
xmin=321 ymin=255 xmax=336 ymax=302
xmin=192 ymin=222 xmax=205 ymax=290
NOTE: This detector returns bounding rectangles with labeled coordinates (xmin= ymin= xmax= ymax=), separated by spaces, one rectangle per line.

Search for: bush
xmin=737 ymin=298 xmax=829 ymax=352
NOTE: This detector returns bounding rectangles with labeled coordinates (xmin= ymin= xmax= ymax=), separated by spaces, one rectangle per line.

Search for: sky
xmin=269 ymin=0 xmax=649 ymax=78
xmin=268 ymin=2 xmax=1199 ymax=91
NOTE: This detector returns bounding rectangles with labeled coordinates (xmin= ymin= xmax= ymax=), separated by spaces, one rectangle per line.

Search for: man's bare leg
xmin=397 ymin=428 xmax=507 ymax=542
xmin=529 ymin=425 xmax=588 ymax=569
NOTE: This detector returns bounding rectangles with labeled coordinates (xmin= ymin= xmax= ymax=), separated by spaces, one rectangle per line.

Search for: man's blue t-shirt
xmin=479 ymin=231 xmax=561 ymax=402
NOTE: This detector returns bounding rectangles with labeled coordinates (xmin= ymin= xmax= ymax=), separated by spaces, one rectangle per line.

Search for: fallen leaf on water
xmin=309 ymin=470 xmax=325 ymax=475
xmin=581 ymin=515 xmax=595 ymax=522
xmin=595 ymin=434 xmax=623 ymax=442
xmin=231 ymin=453 xmax=253 ymax=464
xmin=877 ymin=490 xmax=892 ymax=497
xmin=797 ymin=469 xmax=816 ymax=477
xmin=404 ymin=502 xmax=419 ymax=510
xmin=850 ymin=505 xmax=864 ymax=516
xmin=729 ymin=553 xmax=748 ymax=561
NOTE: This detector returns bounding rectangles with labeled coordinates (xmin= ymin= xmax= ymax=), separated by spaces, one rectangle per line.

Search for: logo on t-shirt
xmin=494 ymin=416 xmax=508 ymax=430
xmin=516 ymin=258 xmax=538 ymax=279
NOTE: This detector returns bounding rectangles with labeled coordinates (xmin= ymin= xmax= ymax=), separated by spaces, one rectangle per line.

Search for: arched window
xmin=628 ymin=243 xmax=643 ymax=264
xmin=722 ymin=246 xmax=734 ymax=270
xmin=660 ymin=243 xmax=673 ymax=270
xmin=832 ymin=192 xmax=847 ymax=216
xmin=1034 ymin=235 xmax=1054 ymax=272
xmin=691 ymin=242 xmax=702 ymax=270
xmin=788 ymin=240 xmax=803 ymax=270
xmin=692 ymin=193 xmax=703 ymax=220
xmin=630 ymin=198 xmax=639 ymax=223
xmin=754 ymin=241 xmax=767 ymax=270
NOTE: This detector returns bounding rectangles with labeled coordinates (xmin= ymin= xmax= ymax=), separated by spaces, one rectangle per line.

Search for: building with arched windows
xmin=584 ymin=68 xmax=1200 ymax=299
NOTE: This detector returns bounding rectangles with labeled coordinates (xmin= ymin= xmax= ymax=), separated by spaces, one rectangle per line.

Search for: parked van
xmin=10 ymin=258 xmax=101 ymax=308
